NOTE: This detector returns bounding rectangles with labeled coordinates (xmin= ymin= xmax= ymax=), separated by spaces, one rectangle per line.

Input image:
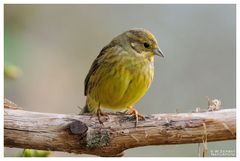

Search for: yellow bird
xmin=83 ymin=28 xmax=163 ymax=124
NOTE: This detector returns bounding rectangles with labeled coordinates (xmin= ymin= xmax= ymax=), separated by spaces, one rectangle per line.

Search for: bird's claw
xmin=128 ymin=107 xmax=145 ymax=127
xmin=97 ymin=108 xmax=109 ymax=124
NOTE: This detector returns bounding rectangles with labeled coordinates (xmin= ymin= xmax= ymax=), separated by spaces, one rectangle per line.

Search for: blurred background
xmin=4 ymin=4 xmax=236 ymax=157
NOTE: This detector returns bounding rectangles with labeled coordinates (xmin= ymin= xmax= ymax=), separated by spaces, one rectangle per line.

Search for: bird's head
xmin=120 ymin=28 xmax=164 ymax=59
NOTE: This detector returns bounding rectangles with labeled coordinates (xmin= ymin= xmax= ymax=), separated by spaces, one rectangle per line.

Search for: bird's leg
xmin=127 ymin=106 xmax=145 ymax=126
xmin=96 ymin=107 xmax=103 ymax=124
xmin=96 ymin=103 xmax=108 ymax=124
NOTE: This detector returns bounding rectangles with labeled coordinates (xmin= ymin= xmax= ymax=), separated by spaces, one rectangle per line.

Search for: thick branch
xmin=4 ymin=102 xmax=236 ymax=156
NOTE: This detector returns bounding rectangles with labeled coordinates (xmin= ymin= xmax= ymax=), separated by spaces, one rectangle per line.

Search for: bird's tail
xmin=82 ymin=104 xmax=90 ymax=113
xmin=81 ymin=98 xmax=98 ymax=114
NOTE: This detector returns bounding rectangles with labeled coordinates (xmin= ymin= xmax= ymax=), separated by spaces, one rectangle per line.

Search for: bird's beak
xmin=154 ymin=48 xmax=164 ymax=57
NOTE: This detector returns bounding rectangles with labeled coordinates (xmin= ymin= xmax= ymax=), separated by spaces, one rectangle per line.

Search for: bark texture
xmin=4 ymin=99 xmax=236 ymax=156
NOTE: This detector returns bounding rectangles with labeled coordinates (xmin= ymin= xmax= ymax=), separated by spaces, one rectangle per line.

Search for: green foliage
xmin=4 ymin=30 xmax=24 ymax=80
xmin=4 ymin=64 xmax=22 ymax=79
xmin=4 ymin=30 xmax=21 ymax=62
xmin=21 ymin=149 xmax=51 ymax=157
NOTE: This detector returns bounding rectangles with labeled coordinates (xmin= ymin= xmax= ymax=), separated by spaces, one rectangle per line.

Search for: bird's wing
xmin=84 ymin=42 xmax=118 ymax=96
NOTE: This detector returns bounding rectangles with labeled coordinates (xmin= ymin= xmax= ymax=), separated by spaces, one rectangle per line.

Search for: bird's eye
xmin=144 ymin=42 xmax=150 ymax=48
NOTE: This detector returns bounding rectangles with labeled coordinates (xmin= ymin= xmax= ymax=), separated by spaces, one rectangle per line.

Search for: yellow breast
xmin=86 ymin=54 xmax=154 ymax=111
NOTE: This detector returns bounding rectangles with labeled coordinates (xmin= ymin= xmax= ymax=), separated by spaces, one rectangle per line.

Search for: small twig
xmin=198 ymin=143 xmax=201 ymax=157
xmin=208 ymin=97 xmax=222 ymax=111
xmin=4 ymin=99 xmax=22 ymax=110
xmin=202 ymin=123 xmax=208 ymax=157
xmin=222 ymin=122 xmax=236 ymax=137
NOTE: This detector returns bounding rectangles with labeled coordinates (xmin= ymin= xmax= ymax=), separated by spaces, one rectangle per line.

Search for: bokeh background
xmin=4 ymin=4 xmax=236 ymax=157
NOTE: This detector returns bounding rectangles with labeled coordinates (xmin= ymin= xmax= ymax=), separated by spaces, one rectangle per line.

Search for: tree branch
xmin=4 ymin=100 xmax=236 ymax=156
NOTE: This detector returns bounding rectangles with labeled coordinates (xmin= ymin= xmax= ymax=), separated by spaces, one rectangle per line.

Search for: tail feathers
xmin=82 ymin=104 xmax=90 ymax=113
xmin=81 ymin=99 xmax=97 ymax=114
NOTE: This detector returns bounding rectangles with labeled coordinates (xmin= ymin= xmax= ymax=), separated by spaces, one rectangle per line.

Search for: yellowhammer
xmin=83 ymin=28 xmax=163 ymax=124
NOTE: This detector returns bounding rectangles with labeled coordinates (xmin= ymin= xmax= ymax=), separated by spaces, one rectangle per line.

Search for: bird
xmin=83 ymin=28 xmax=163 ymax=125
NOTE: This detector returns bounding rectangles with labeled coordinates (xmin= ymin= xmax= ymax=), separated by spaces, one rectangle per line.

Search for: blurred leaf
xmin=21 ymin=149 xmax=51 ymax=157
xmin=4 ymin=64 xmax=22 ymax=79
